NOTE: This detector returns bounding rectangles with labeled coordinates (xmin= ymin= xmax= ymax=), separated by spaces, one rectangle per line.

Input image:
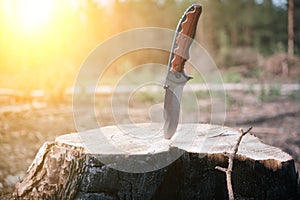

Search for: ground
xmin=0 ymin=89 xmax=299 ymax=197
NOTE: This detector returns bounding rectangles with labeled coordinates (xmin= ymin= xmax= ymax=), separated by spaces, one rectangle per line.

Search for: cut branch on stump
xmin=14 ymin=123 xmax=299 ymax=200
xmin=215 ymin=127 xmax=252 ymax=200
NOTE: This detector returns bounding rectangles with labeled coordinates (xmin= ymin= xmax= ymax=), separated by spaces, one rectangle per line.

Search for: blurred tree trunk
xmin=288 ymin=0 xmax=294 ymax=56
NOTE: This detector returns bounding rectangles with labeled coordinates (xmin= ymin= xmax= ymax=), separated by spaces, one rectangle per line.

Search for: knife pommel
xmin=170 ymin=4 xmax=202 ymax=73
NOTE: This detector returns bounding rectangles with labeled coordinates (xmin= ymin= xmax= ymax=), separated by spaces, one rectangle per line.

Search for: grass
xmin=259 ymin=85 xmax=281 ymax=102
xmin=181 ymin=92 xmax=199 ymax=111
xmin=194 ymin=91 xmax=210 ymax=99
xmin=288 ymin=89 xmax=300 ymax=102
xmin=134 ymin=91 xmax=164 ymax=104
xmin=222 ymin=72 xmax=241 ymax=83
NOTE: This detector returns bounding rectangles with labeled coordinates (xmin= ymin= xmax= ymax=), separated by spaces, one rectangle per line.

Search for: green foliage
xmin=225 ymin=94 xmax=237 ymax=108
xmin=219 ymin=29 xmax=231 ymax=65
xmin=246 ymin=84 xmax=255 ymax=95
xmin=259 ymin=85 xmax=267 ymax=101
xmin=182 ymin=91 xmax=198 ymax=111
xmin=288 ymin=89 xmax=300 ymax=102
xmin=222 ymin=72 xmax=241 ymax=83
xmin=189 ymin=75 xmax=205 ymax=84
xmin=134 ymin=91 xmax=163 ymax=104
xmin=259 ymin=85 xmax=281 ymax=101
xmin=194 ymin=91 xmax=209 ymax=99
xmin=269 ymin=85 xmax=281 ymax=97
xmin=203 ymin=0 xmax=290 ymax=56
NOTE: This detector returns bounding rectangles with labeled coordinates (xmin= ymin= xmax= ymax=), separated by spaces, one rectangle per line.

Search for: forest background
xmin=0 ymin=0 xmax=299 ymax=100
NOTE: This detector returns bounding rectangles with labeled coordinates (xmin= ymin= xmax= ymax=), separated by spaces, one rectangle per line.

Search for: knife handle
xmin=171 ymin=5 xmax=202 ymax=73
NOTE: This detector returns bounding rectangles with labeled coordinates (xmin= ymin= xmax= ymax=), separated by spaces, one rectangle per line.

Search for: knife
xmin=163 ymin=4 xmax=202 ymax=139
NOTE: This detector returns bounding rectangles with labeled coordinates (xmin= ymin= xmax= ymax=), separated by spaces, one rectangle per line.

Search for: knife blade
xmin=163 ymin=4 xmax=202 ymax=139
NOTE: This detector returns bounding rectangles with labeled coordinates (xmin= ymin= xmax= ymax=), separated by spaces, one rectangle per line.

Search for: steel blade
xmin=163 ymin=72 xmax=188 ymax=139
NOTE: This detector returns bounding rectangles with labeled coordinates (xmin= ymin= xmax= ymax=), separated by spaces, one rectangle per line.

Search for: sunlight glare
xmin=3 ymin=0 xmax=55 ymax=33
xmin=19 ymin=0 xmax=54 ymax=31
xmin=93 ymin=0 xmax=111 ymax=8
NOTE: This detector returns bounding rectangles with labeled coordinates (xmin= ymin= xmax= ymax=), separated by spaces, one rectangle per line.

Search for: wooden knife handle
xmin=170 ymin=5 xmax=202 ymax=72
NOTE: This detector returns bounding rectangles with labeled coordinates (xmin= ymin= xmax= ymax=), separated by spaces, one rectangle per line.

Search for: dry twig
xmin=215 ymin=127 xmax=252 ymax=200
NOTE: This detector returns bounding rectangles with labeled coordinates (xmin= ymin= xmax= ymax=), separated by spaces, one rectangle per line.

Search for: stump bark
xmin=14 ymin=123 xmax=299 ymax=199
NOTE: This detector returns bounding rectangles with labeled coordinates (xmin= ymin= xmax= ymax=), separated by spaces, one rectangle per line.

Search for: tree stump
xmin=14 ymin=123 xmax=299 ymax=200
